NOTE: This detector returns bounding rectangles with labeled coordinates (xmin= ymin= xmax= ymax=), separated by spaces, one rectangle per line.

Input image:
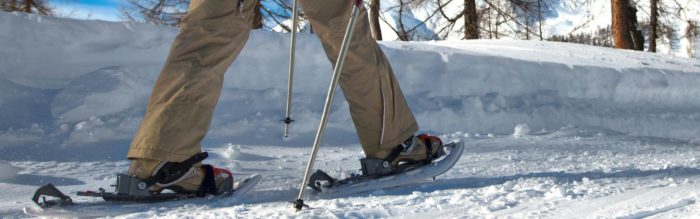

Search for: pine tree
xmin=611 ymin=0 xmax=644 ymax=50
xmin=464 ymin=0 xmax=478 ymax=39
xmin=649 ymin=0 xmax=658 ymax=52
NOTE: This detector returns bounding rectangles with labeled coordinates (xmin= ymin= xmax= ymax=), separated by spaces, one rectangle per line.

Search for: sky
xmin=52 ymin=0 xmax=123 ymax=21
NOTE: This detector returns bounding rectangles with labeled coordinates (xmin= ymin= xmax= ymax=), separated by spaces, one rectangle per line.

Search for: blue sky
xmin=53 ymin=0 xmax=123 ymax=21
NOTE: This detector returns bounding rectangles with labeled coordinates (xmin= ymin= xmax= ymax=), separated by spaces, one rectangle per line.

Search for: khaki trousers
xmin=127 ymin=0 xmax=418 ymax=162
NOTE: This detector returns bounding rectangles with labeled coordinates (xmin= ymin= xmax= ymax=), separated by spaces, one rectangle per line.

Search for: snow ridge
xmin=1 ymin=12 xmax=700 ymax=161
xmin=3 ymin=11 xmax=700 ymax=219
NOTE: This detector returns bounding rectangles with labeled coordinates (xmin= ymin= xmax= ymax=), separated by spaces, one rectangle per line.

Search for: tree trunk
xmin=253 ymin=1 xmax=263 ymax=29
xmin=649 ymin=0 xmax=658 ymax=52
xmin=611 ymin=0 xmax=631 ymax=49
xmin=629 ymin=3 xmax=644 ymax=50
xmin=464 ymin=0 xmax=479 ymax=39
xmin=487 ymin=8 xmax=493 ymax=39
xmin=687 ymin=21 xmax=698 ymax=58
xmin=24 ymin=0 xmax=33 ymax=13
xmin=537 ymin=0 xmax=543 ymax=40
xmin=524 ymin=14 xmax=530 ymax=40
xmin=369 ymin=0 xmax=382 ymax=40
xmin=611 ymin=0 xmax=644 ymax=50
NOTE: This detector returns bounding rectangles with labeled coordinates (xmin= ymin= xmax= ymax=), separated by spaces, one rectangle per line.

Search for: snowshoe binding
xmin=362 ymin=134 xmax=446 ymax=176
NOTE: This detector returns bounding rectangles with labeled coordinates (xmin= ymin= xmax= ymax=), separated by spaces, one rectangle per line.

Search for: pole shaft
xmin=295 ymin=4 xmax=361 ymax=205
xmin=284 ymin=0 xmax=300 ymax=138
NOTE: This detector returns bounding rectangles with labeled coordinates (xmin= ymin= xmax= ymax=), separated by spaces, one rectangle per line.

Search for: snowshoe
xmin=30 ymin=152 xmax=261 ymax=209
xmin=307 ymin=138 xmax=464 ymax=198
xmin=25 ymin=173 xmax=261 ymax=218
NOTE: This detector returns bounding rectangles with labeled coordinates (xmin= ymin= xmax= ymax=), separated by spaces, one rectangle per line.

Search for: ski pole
xmin=283 ymin=0 xmax=300 ymax=138
xmin=293 ymin=0 xmax=362 ymax=211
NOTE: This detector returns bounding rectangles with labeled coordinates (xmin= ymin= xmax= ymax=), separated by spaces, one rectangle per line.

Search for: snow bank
xmin=0 ymin=161 xmax=20 ymax=180
xmin=1 ymin=12 xmax=699 ymax=161
xmin=51 ymin=66 xmax=152 ymax=123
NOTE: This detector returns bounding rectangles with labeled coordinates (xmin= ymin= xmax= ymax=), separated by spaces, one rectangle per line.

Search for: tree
xmin=686 ymin=20 xmax=698 ymax=58
xmin=253 ymin=1 xmax=263 ymax=29
xmin=122 ymin=0 xmax=189 ymax=26
xmin=0 ymin=0 xmax=16 ymax=11
xmin=1 ymin=0 xmax=51 ymax=15
xmin=649 ymin=0 xmax=658 ymax=52
xmin=122 ymin=0 xmax=264 ymax=28
xmin=379 ymin=0 xmax=438 ymax=41
xmin=536 ymin=0 xmax=543 ymax=40
xmin=464 ymin=0 xmax=478 ymax=39
xmin=258 ymin=0 xmax=300 ymax=31
xmin=611 ymin=0 xmax=644 ymax=50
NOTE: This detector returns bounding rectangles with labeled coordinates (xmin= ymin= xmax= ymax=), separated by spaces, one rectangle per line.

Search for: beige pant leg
xmin=128 ymin=0 xmax=259 ymax=162
xmin=300 ymin=0 xmax=418 ymax=158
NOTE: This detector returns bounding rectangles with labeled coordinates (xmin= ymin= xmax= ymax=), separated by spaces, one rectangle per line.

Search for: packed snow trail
xmin=3 ymin=127 xmax=700 ymax=217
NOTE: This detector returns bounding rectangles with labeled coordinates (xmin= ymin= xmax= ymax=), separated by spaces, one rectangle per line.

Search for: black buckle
xmin=32 ymin=183 xmax=73 ymax=208
xmin=360 ymin=158 xmax=393 ymax=176
xmin=307 ymin=170 xmax=337 ymax=192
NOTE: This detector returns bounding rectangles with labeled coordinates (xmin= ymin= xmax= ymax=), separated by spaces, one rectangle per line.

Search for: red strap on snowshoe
xmin=418 ymin=134 xmax=443 ymax=161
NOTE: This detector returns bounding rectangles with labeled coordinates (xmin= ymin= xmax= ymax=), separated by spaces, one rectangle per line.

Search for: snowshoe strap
xmin=421 ymin=135 xmax=433 ymax=163
xmin=142 ymin=152 xmax=209 ymax=188
xmin=196 ymin=164 xmax=218 ymax=196
xmin=382 ymin=135 xmax=437 ymax=165
xmin=382 ymin=136 xmax=415 ymax=166
xmin=32 ymin=183 xmax=73 ymax=207
xmin=417 ymin=134 xmax=444 ymax=161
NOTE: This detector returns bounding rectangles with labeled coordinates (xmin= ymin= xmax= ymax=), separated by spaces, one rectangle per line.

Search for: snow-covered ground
xmin=2 ymin=12 xmax=700 ymax=218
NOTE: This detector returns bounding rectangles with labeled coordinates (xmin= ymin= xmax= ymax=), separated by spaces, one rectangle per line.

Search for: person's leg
xmin=126 ymin=0 xmax=258 ymax=192
xmin=128 ymin=0 xmax=258 ymax=162
xmin=299 ymin=0 xmax=418 ymax=159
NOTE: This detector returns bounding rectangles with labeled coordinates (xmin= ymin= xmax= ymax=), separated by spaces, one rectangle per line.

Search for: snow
xmin=2 ymin=11 xmax=700 ymax=218
xmin=513 ymin=124 xmax=530 ymax=138
xmin=0 ymin=161 xmax=21 ymax=180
